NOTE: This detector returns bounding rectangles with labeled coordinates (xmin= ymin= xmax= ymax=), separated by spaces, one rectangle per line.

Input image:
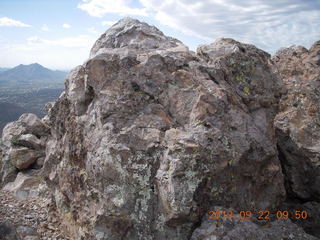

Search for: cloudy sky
xmin=1 ymin=0 xmax=319 ymax=70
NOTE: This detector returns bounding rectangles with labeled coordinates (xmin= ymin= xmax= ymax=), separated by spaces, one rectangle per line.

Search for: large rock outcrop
xmin=41 ymin=18 xmax=289 ymax=239
xmin=1 ymin=18 xmax=319 ymax=240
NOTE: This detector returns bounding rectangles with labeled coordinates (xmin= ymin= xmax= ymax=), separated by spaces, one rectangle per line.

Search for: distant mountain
xmin=0 ymin=63 xmax=67 ymax=85
xmin=0 ymin=68 xmax=10 ymax=72
xmin=0 ymin=63 xmax=67 ymax=135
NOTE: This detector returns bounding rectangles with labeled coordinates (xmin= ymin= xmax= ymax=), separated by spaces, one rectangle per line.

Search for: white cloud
xmin=77 ymin=0 xmax=148 ymax=17
xmin=0 ymin=34 xmax=98 ymax=69
xmin=62 ymin=23 xmax=71 ymax=29
xmin=41 ymin=24 xmax=50 ymax=31
xmin=26 ymin=35 xmax=96 ymax=48
xmin=0 ymin=17 xmax=31 ymax=27
xmin=139 ymin=0 xmax=320 ymax=53
xmin=87 ymin=27 xmax=99 ymax=34
xmin=101 ymin=20 xmax=117 ymax=26
xmin=27 ymin=36 xmax=41 ymax=42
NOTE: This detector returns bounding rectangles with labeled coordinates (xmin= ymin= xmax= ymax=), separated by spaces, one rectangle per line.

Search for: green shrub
xmin=10 ymin=135 xmax=21 ymax=146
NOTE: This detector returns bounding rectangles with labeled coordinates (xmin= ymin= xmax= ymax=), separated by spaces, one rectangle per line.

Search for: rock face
xmin=42 ymin=18 xmax=288 ymax=239
xmin=89 ymin=18 xmax=187 ymax=59
xmin=273 ymin=41 xmax=320 ymax=237
xmin=0 ymin=18 xmax=319 ymax=240
xmin=273 ymin=42 xmax=320 ymax=201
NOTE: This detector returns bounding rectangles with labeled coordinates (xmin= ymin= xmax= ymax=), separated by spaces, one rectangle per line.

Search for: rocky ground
xmin=0 ymin=190 xmax=68 ymax=240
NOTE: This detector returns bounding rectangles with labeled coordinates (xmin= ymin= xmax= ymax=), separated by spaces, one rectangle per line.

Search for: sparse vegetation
xmin=10 ymin=135 xmax=21 ymax=146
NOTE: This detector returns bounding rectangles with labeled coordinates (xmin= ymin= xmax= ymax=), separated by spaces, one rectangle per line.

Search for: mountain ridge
xmin=0 ymin=63 xmax=66 ymax=85
xmin=0 ymin=63 xmax=65 ymax=135
xmin=0 ymin=68 xmax=10 ymax=72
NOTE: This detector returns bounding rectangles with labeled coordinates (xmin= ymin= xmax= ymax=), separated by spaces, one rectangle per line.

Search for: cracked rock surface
xmin=43 ymin=18 xmax=287 ymax=239
xmin=273 ymin=40 xmax=320 ymax=238
xmin=0 ymin=18 xmax=319 ymax=240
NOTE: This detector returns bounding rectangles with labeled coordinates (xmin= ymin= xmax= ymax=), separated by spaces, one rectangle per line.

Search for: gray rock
xmin=18 ymin=114 xmax=50 ymax=137
xmin=90 ymin=17 xmax=186 ymax=58
xmin=0 ymin=114 xmax=48 ymax=185
xmin=2 ymin=114 xmax=49 ymax=145
xmin=3 ymin=171 xmax=41 ymax=200
xmin=0 ymin=222 xmax=39 ymax=240
xmin=9 ymin=147 xmax=42 ymax=170
xmin=273 ymin=40 xmax=320 ymax=237
xmin=65 ymin=65 xmax=96 ymax=116
xmin=1 ymin=17 xmax=319 ymax=240
xmin=0 ymin=221 xmax=18 ymax=240
xmin=0 ymin=155 xmax=17 ymax=187
xmin=42 ymin=18 xmax=287 ymax=239
xmin=282 ymin=201 xmax=320 ymax=238
xmin=16 ymin=134 xmax=44 ymax=150
xmin=35 ymin=156 xmax=45 ymax=168
xmin=16 ymin=225 xmax=39 ymax=239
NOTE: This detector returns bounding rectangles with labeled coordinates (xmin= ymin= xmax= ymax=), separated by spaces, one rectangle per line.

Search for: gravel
xmin=0 ymin=190 xmax=69 ymax=240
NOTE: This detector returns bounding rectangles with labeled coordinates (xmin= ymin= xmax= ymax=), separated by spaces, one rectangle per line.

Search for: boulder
xmin=16 ymin=134 xmax=45 ymax=150
xmin=3 ymin=171 xmax=41 ymax=200
xmin=9 ymin=147 xmax=42 ymax=170
xmin=0 ymin=154 xmax=17 ymax=187
xmin=0 ymin=114 xmax=48 ymax=185
xmin=89 ymin=17 xmax=187 ymax=58
xmin=43 ymin=18 xmax=287 ymax=239
xmin=2 ymin=114 xmax=49 ymax=147
xmin=2 ymin=17 xmax=318 ymax=240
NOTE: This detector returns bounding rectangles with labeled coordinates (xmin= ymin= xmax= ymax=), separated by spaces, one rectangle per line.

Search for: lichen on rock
xmin=273 ymin=41 xmax=320 ymax=237
xmin=0 ymin=17 xmax=319 ymax=240
xmin=40 ymin=18 xmax=287 ymax=239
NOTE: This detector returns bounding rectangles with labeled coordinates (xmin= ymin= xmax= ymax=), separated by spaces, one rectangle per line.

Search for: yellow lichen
xmin=243 ymin=87 xmax=250 ymax=96
xmin=65 ymin=211 xmax=73 ymax=221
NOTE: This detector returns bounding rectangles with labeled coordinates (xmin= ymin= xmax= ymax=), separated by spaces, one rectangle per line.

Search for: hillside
xmin=0 ymin=88 xmax=64 ymax=135
xmin=0 ymin=63 xmax=65 ymax=84
xmin=0 ymin=102 xmax=26 ymax=135
xmin=0 ymin=63 xmax=66 ymax=90
xmin=0 ymin=68 xmax=10 ymax=72
xmin=0 ymin=63 xmax=65 ymax=135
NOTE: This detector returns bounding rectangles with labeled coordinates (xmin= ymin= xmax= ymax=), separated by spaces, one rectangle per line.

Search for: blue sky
xmin=0 ymin=0 xmax=319 ymax=70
